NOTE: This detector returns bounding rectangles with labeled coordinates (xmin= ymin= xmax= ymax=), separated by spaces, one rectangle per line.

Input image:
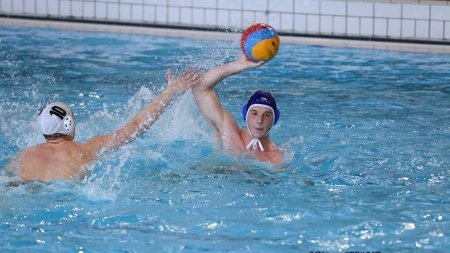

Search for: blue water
xmin=1 ymin=25 xmax=450 ymax=253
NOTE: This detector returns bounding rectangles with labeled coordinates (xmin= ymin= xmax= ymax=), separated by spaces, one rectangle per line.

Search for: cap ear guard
xmin=242 ymin=104 xmax=280 ymax=124
xmin=242 ymin=104 xmax=248 ymax=121
xmin=63 ymin=115 xmax=75 ymax=134
xmin=274 ymin=109 xmax=280 ymax=124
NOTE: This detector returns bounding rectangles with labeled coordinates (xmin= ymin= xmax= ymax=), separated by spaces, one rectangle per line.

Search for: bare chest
xmin=220 ymin=132 xmax=282 ymax=164
xmin=249 ymin=148 xmax=282 ymax=164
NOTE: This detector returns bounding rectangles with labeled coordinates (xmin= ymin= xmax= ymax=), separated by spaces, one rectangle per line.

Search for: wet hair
xmin=43 ymin=133 xmax=73 ymax=140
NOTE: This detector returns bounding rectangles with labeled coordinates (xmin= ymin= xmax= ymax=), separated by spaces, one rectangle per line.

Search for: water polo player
xmin=4 ymin=67 xmax=200 ymax=182
xmin=192 ymin=55 xmax=282 ymax=164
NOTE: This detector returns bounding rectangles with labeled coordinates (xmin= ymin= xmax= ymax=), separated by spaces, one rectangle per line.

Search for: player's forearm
xmin=101 ymin=85 xmax=178 ymax=151
xmin=130 ymin=87 xmax=176 ymax=136
xmin=195 ymin=60 xmax=247 ymax=92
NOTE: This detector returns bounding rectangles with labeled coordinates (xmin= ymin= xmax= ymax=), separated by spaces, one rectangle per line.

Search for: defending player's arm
xmin=84 ymin=67 xmax=200 ymax=157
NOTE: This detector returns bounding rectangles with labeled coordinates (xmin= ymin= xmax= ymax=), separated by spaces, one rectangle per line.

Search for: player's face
xmin=246 ymin=106 xmax=274 ymax=139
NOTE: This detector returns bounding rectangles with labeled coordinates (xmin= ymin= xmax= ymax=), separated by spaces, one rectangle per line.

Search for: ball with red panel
xmin=240 ymin=23 xmax=280 ymax=62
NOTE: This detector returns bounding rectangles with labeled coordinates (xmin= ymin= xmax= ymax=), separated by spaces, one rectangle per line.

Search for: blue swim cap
xmin=242 ymin=90 xmax=280 ymax=124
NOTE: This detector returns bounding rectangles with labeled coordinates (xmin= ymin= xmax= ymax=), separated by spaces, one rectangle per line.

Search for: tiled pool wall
xmin=1 ymin=0 xmax=450 ymax=43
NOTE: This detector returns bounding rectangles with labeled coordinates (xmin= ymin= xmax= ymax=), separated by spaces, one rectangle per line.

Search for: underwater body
xmin=0 ymin=25 xmax=449 ymax=252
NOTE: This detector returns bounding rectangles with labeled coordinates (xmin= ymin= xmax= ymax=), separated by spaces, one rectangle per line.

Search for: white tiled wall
xmin=1 ymin=0 xmax=450 ymax=42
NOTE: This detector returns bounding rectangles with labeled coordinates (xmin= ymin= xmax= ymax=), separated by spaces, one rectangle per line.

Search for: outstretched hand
xmin=167 ymin=66 xmax=201 ymax=94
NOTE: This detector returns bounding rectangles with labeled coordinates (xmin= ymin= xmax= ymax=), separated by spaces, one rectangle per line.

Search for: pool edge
xmin=1 ymin=17 xmax=449 ymax=54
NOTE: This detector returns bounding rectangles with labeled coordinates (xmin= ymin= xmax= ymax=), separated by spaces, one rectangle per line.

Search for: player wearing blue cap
xmin=193 ymin=55 xmax=282 ymax=164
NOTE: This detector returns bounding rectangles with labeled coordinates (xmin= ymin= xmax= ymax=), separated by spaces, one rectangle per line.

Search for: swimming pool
xmin=1 ymin=25 xmax=449 ymax=252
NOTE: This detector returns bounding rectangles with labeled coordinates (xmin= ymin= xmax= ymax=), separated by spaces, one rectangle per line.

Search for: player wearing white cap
xmin=4 ymin=67 xmax=200 ymax=182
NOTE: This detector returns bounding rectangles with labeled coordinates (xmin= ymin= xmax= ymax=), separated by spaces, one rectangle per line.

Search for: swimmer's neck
xmin=45 ymin=137 xmax=73 ymax=145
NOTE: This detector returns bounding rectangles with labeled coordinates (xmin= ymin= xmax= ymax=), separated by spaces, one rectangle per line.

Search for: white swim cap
xmin=36 ymin=102 xmax=75 ymax=139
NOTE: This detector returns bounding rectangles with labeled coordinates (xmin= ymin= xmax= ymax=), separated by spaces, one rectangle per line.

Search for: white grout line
xmin=1 ymin=17 xmax=449 ymax=54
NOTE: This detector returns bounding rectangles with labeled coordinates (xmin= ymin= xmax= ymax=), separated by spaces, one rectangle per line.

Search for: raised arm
xmin=192 ymin=55 xmax=263 ymax=134
xmin=85 ymin=66 xmax=200 ymax=156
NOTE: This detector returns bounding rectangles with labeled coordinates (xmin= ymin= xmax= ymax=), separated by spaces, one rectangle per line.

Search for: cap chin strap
xmin=246 ymin=136 xmax=264 ymax=151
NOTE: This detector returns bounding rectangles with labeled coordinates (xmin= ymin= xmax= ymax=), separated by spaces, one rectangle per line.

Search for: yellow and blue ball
xmin=240 ymin=23 xmax=280 ymax=62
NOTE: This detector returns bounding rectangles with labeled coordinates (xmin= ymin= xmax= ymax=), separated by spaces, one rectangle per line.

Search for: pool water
xmin=1 ymin=25 xmax=449 ymax=252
